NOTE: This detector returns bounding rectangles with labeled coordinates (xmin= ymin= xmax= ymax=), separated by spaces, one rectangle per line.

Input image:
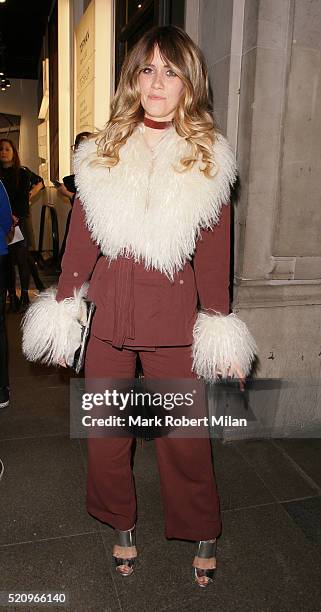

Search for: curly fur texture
xmin=21 ymin=285 xmax=88 ymax=366
xmin=74 ymin=125 xmax=237 ymax=280
xmin=192 ymin=311 xmax=258 ymax=381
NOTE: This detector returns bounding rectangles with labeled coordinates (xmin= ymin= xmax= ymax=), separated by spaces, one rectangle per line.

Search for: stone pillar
xmin=197 ymin=0 xmax=234 ymax=134
xmin=187 ymin=0 xmax=321 ymax=432
xmin=235 ymin=0 xmax=321 ymax=374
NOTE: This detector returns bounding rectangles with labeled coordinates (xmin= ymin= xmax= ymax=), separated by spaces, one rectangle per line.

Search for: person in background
xmin=0 ymin=139 xmax=44 ymax=311
xmin=0 ymin=180 xmax=13 ymax=408
xmin=56 ymin=132 xmax=91 ymax=263
xmin=23 ymin=167 xmax=45 ymax=292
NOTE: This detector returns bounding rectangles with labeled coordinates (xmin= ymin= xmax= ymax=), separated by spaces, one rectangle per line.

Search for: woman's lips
xmin=148 ymin=95 xmax=165 ymax=100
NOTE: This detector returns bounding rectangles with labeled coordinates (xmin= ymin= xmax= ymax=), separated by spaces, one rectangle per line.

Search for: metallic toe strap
xmin=114 ymin=557 xmax=136 ymax=568
xmin=195 ymin=539 xmax=217 ymax=559
xmin=194 ymin=567 xmax=215 ymax=580
xmin=116 ymin=526 xmax=136 ymax=547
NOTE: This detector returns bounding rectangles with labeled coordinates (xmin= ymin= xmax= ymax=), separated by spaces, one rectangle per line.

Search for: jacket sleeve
xmin=22 ymin=198 xmax=100 ymax=366
xmin=192 ymin=202 xmax=257 ymax=381
xmin=56 ymin=197 xmax=100 ymax=301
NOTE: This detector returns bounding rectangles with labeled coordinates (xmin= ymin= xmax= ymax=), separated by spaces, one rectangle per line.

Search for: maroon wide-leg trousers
xmin=85 ymin=335 xmax=221 ymax=541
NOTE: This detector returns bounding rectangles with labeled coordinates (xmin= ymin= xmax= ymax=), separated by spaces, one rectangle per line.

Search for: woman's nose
xmin=152 ymin=70 xmax=164 ymax=89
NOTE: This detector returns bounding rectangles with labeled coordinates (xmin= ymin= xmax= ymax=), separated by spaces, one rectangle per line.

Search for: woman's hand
xmin=216 ymin=363 xmax=245 ymax=391
xmin=12 ymin=215 xmax=19 ymax=226
xmin=58 ymin=358 xmax=67 ymax=368
xmin=57 ymin=184 xmax=75 ymax=200
xmin=29 ymin=182 xmax=43 ymax=200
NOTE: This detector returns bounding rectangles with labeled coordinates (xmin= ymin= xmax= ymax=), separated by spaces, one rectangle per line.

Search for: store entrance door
xmin=115 ymin=0 xmax=185 ymax=84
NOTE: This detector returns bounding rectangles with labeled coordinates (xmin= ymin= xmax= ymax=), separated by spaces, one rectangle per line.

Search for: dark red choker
xmin=143 ymin=116 xmax=172 ymax=130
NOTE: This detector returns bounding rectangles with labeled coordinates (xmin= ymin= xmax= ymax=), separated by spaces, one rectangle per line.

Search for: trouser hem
xmin=165 ymin=521 xmax=222 ymax=542
xmin=87 ymin=506 xmax=136 ymax=532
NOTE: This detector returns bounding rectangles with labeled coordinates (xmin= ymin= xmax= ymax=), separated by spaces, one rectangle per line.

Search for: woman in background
xmin=0 ymin=139 xmax=44 ymax=311
xmin=0 ymin=179 xmax=13 ymax=408
xmin=56 ymin=131 xmax=91 ymax=264
xmin=24 ymin=166 xmax=45 ymax=293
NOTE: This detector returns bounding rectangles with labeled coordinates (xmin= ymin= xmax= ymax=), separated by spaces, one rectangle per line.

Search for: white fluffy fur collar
xmin=74 ymin=125 xmax=237 ymax=279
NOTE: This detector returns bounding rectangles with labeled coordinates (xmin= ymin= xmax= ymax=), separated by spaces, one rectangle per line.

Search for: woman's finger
xmin=224 ymin=363 xmax=245 ymax=391
xmin=235 ymin=365 xmax=245 ymax=391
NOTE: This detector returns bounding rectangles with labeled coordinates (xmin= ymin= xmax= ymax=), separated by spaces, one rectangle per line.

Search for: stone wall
xmin=186 ymin=0 xmax=321 ymax=432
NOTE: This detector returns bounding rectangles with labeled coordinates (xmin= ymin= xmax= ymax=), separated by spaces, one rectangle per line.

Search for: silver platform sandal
xmin=193 ymin=539 xmax=217 ymax=587
xmin=112 ymin=525 xmax=137 ymax=576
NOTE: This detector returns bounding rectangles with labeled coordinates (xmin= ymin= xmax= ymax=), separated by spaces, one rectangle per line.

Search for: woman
xmin=23 ymin=166 xmax=45 ymax=293
xmin=0 ymin=179 xmax=13 ymax=408
xmin=56 ymin=131 xmax=91 ymax=263
xmin=57 ymin=131 xmax=91 ymax=204
xmin=22 ymin=26 xmax=257 ymax=587
xmin=0 ymin=139 xmax=43 ymax=311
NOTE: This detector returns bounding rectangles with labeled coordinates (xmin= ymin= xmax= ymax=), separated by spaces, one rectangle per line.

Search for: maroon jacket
xmin=56 ymin=197 xmax=231 ymax=349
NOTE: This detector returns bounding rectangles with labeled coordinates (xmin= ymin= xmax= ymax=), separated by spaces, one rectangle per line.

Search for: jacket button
xmin=179 ymin=279 xmax=184 ymax=285
xmin=73 ymin=272 xmax=79 ymax=277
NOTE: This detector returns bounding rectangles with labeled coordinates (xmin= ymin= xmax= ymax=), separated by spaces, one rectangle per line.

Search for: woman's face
xmin=138 ymin=45 xmax=185 ymax=121
xmin=0 ymin=141 xmax=14 ymax=166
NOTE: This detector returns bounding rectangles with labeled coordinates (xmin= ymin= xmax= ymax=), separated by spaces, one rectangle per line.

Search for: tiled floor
xmin=1 ymin=282 xmax=321 ymax=611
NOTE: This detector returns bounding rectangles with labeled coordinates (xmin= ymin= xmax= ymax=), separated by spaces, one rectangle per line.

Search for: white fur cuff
xmin=22 ymin=284 xmax=88 ymax=366
xmin=192 ymin=311 xmax=257 ymax=381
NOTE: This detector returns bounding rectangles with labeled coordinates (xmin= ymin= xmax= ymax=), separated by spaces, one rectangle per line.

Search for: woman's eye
xmin=166 ymin=69 xmax=177 ymax=77
xmin=142 ymin=67 xmax=153 ymax=74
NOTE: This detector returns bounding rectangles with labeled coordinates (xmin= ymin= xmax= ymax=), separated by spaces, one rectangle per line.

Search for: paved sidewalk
xmin=0 ymin=311 xmax=320 ymax=611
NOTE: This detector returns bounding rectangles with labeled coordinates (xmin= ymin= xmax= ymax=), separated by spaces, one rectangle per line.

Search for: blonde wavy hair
xmin=95 ymin=26 xmax=219 ymax=177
